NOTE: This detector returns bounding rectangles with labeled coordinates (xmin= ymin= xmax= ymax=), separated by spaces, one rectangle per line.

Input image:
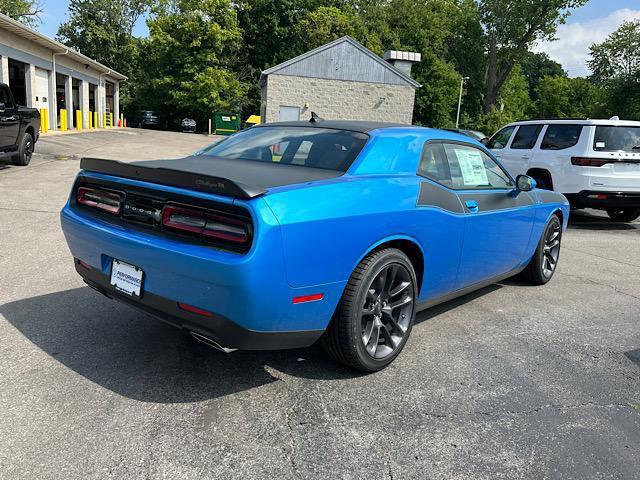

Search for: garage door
xmin=34 ymin=68 xmax=49 ymax=110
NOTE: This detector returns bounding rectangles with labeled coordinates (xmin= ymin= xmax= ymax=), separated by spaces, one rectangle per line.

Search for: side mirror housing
xmin=480 ymin=137 xmax=490 ymax=146
xmin=516 ymin=174 xmax=536 ymax=192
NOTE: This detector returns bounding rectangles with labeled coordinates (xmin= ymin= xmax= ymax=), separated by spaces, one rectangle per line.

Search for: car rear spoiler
xmin=79 ymin=157 xmax=267 ymax=199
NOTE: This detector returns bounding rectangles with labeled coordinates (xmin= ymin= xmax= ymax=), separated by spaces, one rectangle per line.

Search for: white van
xmin=486 ymin=119 xmax=640 ymax=222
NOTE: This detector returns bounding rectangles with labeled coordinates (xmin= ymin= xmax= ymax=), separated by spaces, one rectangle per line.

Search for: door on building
xmin=278 ymin=106 xmax=300 ymax=122
xmin=34 ymin=68 xmax=49 ymax=111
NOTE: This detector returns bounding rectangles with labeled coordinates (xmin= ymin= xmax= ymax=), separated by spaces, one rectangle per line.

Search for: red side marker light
xmin=178 ymin=302 xmax=213 ymax=317
xmin=292 ymin=293 xmax=324 ymax=304
xmin=78 ymin=259 xmax=92 ymax=270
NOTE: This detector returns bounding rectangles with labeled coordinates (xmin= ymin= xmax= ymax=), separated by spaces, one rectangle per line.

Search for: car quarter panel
xmin=263 ymin=175 xmax=466 ymax=303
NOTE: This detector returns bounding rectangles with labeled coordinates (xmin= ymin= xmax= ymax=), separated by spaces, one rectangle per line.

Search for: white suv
xmin=486 ymin=119 xmax=640 ymax=222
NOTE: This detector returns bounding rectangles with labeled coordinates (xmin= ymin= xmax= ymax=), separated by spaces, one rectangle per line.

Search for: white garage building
xmin=0 ymin=12 xmax=126 ymax=130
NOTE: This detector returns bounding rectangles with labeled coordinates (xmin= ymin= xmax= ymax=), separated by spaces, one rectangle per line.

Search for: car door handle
xmin=521 ymin=154 xmax=530 ymax=159
xmin=0 ymin=115 xmax=17 ymax=121
xmin=465 ymin=200 xmax=479 ymax=213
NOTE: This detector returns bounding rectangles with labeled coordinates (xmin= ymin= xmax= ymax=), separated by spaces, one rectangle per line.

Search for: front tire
xmin=12 ymin=132 xmax=34 ymax=166
xmin=521 ymin=214 xmax=562 ymax=285
xmin=606 ymin=208 xmax=640 ymax=223
xmin=321 ymin=248 xmax=417 ymax=372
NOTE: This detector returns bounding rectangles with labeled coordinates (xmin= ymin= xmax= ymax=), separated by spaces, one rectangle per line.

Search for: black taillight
xmin=77 ymin=186 xmax=123 ymax=214
xmin=571 ymin=157 xmax=611 ymax=167
xmin=161 ymin=203 xmax=249 ymax=244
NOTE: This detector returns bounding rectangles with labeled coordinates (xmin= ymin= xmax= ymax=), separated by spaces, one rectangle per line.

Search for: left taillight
xmin=76 ymin=186 xmax=123 ymax=215
xmin=161 ymin=203 xmax=250 ymax=245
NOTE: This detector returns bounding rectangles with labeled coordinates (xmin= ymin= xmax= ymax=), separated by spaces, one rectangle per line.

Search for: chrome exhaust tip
xmin=189 ymin=331 xmax=237 ymax=353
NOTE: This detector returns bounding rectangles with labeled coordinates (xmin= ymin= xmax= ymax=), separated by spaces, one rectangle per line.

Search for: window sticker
xmin=454 ymin=148 xmax=489 ymax=186
xmin=596 ymin=141 xmax=606 ymax=148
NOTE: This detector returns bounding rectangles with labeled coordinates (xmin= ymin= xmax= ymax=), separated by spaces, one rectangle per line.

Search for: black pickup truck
xmin=0 ymin=82 xmax=40 ymax=166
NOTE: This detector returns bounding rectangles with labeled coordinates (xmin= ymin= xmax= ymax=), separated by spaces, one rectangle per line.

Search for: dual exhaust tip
xmin=189 ymin=331 xmax=237 ymax=353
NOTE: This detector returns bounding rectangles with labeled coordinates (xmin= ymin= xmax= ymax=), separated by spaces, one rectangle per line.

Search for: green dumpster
xmin=215 ymin=112 xmax=241 ymax=136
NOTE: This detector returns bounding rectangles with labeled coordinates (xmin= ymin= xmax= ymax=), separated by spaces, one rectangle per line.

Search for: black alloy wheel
xmin=361 ymin=264 xmax=414 ymax=359
xmin=521 ymin=214 xmax=562 ymax=285
xmin=321 ymin=248 xmax=417 ymax=372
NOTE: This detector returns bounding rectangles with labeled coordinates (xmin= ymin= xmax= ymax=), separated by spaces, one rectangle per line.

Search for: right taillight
xmin=571 ymin=157 xmax=611 ymax=167
xmin=161 ymin=203 xmax=250 ymax=245
xmin=77 ymin=186 xmax=123 ymax=214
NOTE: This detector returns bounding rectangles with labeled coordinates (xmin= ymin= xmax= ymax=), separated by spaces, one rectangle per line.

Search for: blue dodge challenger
xmin=60 ymin=120 xmax=569 ymax=371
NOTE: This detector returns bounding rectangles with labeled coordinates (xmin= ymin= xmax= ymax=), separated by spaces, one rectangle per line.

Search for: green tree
xmin=56 ymin=0 xmax=150 ymax=98
xmin=520 ymin=51 xmax=566 ymax=100
xmin=535 ymin=76 xmax=602 ymax=118
xmin=137 ymin=0 xmax=248 ymax=128
xmin=588 ymin=20 xmax=640 ymax=120
xmin=479 ymin=0 xmax=587 ymax=113
xmin=0 ymin=0 xmax=42 ymax=26
xmin=478 ymin=64 xmax=531 ymax=134
xmin=589 ymin=20 xmax=640 ymax=85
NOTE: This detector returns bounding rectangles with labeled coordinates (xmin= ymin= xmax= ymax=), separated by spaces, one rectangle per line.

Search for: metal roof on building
xmin=0 ymin=12 xmax=127 ymax=81
xmin=261 ymin=36 xmax=421 ymax=88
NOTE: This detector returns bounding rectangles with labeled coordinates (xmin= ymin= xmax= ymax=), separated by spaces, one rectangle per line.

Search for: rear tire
xmin=321 ymin=248 xmax=417 ymax=372
xmin=606 ymin=208 xmax=640 ymax=223
xmin=12 ymin=132 xmax=34 ymax=166
xmin=521 ymin=214 xmax=562 ymax=285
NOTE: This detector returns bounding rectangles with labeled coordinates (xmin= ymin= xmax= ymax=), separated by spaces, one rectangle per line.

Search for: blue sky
xmin=37 ymin=0 xmax=640 ymax=77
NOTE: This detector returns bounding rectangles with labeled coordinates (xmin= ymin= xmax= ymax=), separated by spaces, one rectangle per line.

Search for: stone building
xmin=260 ymin=36 xmax=421 ymax=124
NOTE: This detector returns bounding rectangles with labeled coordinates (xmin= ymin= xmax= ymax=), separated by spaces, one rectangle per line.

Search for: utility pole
xmin=456 ymin=76 xmax=469 ymax=129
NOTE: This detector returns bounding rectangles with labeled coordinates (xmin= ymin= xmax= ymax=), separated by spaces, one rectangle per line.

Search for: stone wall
xmin=262 ymin=74 xmax=416 ymax=124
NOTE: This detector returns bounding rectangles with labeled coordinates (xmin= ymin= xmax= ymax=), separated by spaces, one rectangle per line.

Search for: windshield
xmin=199 ymin=126 xmax=369 ymax=171
xmin=593 ymin=126 xmax=640 ymax=152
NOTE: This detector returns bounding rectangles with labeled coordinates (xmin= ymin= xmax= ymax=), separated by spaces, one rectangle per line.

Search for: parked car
xmin=181 ymin=118 xmax=197 ymax=133
xmin=131 ymin=110 xmax=160 ymax=129
xmin=0 ymin=82 xmax=40 ymax=166
xmin=486 ymin=118 xmax=640 ymax=222
xmin=444 ymin=128 xmax=487 ymax=142
xmin=60 ymin=121 xmax=569 ymax=371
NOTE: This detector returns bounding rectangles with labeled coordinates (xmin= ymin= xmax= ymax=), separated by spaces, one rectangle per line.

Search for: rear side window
xmin=201 ymin=126 xmax=368 ymax=171
xmin=593 ymin=126 xmax=640 ymax=152
xmin=419 ymin=143 xmax=452 ymax=187
xmin=487 ymin=126 xmax=515 ymax=149
xmin=0 ymin=87 xmax=14 ymax=108
xmin=510 ymin=125 xmax=543 ymax=149
xmin=541 ymin=125 xmax=583 ymax=150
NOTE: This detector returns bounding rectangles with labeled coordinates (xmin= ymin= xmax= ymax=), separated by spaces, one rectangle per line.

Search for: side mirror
xmin=516 ymin=174 xmax=536 ymax=192
xmin=480 ymin=137 xmax=490 ymax=146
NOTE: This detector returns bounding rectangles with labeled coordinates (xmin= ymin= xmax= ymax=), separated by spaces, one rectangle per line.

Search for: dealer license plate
xmin=110 ymin=259 xmax=144 ymax=297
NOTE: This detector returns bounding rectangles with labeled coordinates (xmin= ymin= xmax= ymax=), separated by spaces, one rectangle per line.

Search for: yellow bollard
xmin=60 ymin=109 xmax=68 ymax=132
xmin=89 ymin=111 xmax=93 ymax=129
xmin=109 ymin=113 xmax=113 ymax=128
xmin=102 ymin=113 xmax=106 ymax=128
xmin=76 ymin=110 xmax=83 ymax=131
xmin=94 ymin=112 xmax=98 ymax=129
xmin=40 ymin=109 xmax=47 ymax=133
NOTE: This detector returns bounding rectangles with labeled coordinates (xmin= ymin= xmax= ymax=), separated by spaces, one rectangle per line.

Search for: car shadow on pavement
xmin=568 ymin=210 xmax=638 ymax=231
xmin=0 ymin=287 xmax=361 ymax=404
xmin=625 ymin=349 xmax=640 ymax=368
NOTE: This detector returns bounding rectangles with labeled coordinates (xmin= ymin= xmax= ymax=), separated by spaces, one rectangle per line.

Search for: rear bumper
xmin=76 ymin=260 xmax=323 ymax=350
xmin=567 ymin=191 xmax=640 ymax=209
xmin=60 ymin=198 xmax=344 ymax=348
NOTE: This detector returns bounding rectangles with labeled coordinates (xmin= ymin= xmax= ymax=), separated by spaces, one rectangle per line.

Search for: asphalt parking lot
xmin=1 ymin=129 xmax=639 ymax=479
